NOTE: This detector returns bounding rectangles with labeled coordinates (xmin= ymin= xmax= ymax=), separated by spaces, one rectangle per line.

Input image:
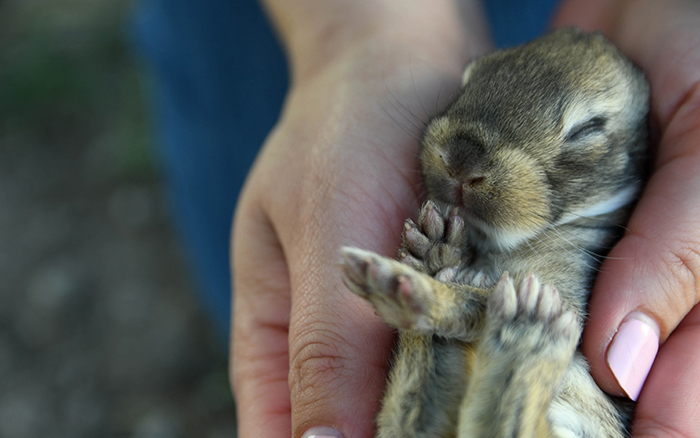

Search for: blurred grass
xmin=0 ymin=0 xmax=153 ymax=182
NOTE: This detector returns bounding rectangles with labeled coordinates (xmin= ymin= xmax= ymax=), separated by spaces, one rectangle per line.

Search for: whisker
xmin=384 ymin=83 xmax=427 ymax=133
xmin=409 ymin=57 xmax=430 ymax=120
xmin=525 ymin=239 xmax=547 ymax=266
xmin=560 ymin=209 xmax=633 ymax=233
xmin=550 ymin=228 xmax=604 ymax=263
xmin=532 ymin=231 xmax=600 ymax=272
xmin=380 ymin=101 xmax=422 ymax=143
xmin=553 ymin=227 xmax=634 ymax=261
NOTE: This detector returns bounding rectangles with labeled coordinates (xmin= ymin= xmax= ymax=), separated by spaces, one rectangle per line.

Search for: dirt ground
xmin=0 ymin=1 xmax=237 ymax=436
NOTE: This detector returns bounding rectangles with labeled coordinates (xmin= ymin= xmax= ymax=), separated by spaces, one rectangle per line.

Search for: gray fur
xmin=340 ymin=28 xmax=648 ymax=438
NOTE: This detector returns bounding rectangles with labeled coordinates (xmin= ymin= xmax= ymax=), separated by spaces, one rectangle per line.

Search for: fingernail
xmin=606 ymin=313 xmax=659 ymax=401
xmin=301 ymin=426 xmax=345 ymax=438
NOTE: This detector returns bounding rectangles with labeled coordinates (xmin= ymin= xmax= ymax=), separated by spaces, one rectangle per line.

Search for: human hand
xmin=554 ymin=0 xmax=700 ymax=435
xmin=231 ymin=1 xmax=490 ymax=437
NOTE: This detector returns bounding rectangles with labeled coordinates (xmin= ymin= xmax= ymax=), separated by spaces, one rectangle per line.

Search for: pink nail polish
xmin=301 ymin=426 xmax=345 ymax=438
xmin=606 ymin=315 xmax=659 ymax=401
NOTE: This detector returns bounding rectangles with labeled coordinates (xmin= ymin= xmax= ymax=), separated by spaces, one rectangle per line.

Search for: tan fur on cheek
xmin=488 ymin=149 xmax=551 ymax=235
xmin=421 ymin=145 xmax=446 ymax=175
xmin=423 ymin=117 xmax=457 ymax=147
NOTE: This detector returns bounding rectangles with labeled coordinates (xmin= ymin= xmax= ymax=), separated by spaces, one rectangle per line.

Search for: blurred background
xmin=0 ymin=0 xmax=563 ymax=436
xmin=0 ymin=0 xmax=239 ymax=436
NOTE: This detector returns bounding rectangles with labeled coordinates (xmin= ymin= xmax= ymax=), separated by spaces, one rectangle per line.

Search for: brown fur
xmin=341 ymin=28 xmax=648 ymax=437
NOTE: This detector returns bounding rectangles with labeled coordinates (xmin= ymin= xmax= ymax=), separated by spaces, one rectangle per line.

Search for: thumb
xmin=583 ymin=150 xmax=700 ymax=401
xmin=582 ymin=140 xmax=700 ymax=438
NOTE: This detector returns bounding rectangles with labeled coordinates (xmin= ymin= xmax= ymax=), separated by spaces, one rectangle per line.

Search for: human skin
xmin=231 ymin=0 xmax=700 ymax=437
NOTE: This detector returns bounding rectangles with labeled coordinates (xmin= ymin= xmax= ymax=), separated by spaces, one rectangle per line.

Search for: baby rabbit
xmin=340 ymin=28 xmax=649 ymax=438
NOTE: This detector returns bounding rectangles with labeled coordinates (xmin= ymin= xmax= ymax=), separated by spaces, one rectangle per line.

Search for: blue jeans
xmin=132 ymin=0 xmax=560 ymax=342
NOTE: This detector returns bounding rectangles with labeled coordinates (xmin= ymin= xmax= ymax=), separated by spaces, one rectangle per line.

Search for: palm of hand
xmin=232 ymin=38 xmax=473 ymax=438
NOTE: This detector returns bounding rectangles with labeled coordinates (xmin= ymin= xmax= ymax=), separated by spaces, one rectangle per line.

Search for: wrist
xmin=260 ymin=0 xmax=486 ymax=86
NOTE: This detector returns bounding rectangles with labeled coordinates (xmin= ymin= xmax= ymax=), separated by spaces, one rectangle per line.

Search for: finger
xmin=582 ymin=150 xmax=700 ymax=398
xmin=282 ymin=175 xmax=409 ymax=438
xmin=287 ymin=257 xmax=394 ymax=438
xmin=632 ymin=302 xmax=700 ymax=437
xmin=231 ymin=200 xmax=294 ymax=438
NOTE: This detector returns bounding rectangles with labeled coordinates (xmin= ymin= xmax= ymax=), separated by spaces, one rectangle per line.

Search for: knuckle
xmin=633 ymin=414 xmax=695 ymax=438
xmin=664 ymin=242 xmax=700 ymax=308
xmin=289 ymin=327 xmax=351 ymax=403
